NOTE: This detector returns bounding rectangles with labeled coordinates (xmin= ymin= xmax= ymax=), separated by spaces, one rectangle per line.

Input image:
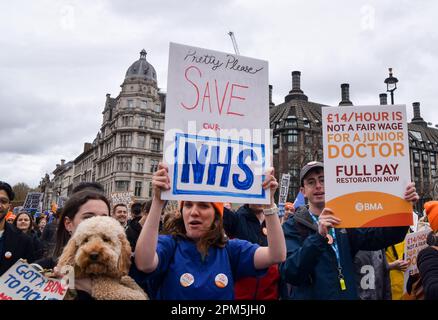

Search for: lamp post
xmin=384 ymin=67 xmax=398 ymax=105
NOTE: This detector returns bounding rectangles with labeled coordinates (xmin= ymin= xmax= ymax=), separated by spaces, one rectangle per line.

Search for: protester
xmin=13 ymin=211 xmax=44 ymax=260
xmin=134 ymin=163 xmax=286 ymax=300
xmin=385 ymin=241 xmax=409 ymax=299
xmin=354 ymin=249 xmax=391 ymax=300
xmin=0 ymin=181 xmax=35 ymax=276
xmin=223 ymin=198 xmax=282 ymax=299
xmin=41 ymin=208 xmax=62 ymax=258
xmin=126 ymin=200 xmax=151 ymax=250
xmin=35 ymin=215 xmax=48 ymax=238
xmin=112 ymin=203 xmax=128 ymax=229
xmin=417 ymin=201 xmax=438 ymax=299
xmin=35 ymin=190 xmax=110 ymax=270
xmin=279 ymin=161 xmax=419 ymax=299
xmin=283 ymin=202 xmax=295 ymax=222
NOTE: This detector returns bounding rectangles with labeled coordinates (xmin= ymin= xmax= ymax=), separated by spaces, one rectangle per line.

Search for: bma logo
xmin=355 ymin=202 xmax=384 ymax=212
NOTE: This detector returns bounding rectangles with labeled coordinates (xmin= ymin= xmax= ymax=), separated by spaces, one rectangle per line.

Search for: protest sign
xmin=278 ymin=173 xmax=291 ymax=217
xmin=402 ymin=228 xmax=431 ymax=294
xmin=322 ymin=105 xmax=412 ymax=228
xmin=110 ymin=191 xmax=134 ymax=209
xmin=23 ymin=192 xmax=43 ymax=211
xmin=0 ymin=260 xmax=68 ymax=300
xmin=162 ymin=42 xmax=270 ymax=204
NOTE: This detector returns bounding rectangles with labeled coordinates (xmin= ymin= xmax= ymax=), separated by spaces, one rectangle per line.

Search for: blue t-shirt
xmin=145 ymin=235 xmax=265 ymax=300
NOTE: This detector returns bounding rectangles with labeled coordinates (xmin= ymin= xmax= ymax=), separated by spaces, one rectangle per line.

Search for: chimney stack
xmin=269 ymin=85 xmax=275 ymax=108
xmin=411 ymin=102 xmax=427 ymax=126
xmin=338 ymin=83 xmax=353 ymax=106
xmin=379 ymin=93 xmax=388 ymax=105
xmin=285 ymin=71 xmax=308 ymax=102
xmin=61 ymin=159 xmax=65 ymax=166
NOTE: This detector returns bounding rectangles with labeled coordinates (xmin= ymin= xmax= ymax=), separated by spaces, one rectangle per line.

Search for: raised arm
xmin=253 ymin=167 xmax=287 ymax=269
xmin=134 ymin=163 xmax=169 ymax=273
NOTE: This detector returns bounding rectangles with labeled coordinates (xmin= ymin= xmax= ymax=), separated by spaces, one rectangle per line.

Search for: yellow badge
xmin=180 ymin=273 xmax=194 ymax=287
xmin=215 ymin=273 xmax=228 ymax=288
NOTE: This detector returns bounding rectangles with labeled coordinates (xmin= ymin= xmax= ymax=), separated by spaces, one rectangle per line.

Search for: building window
xmin=138 ymin=134 xmax=146 ymax=148
xmin=305 ymin=135 xmax=313 ymax=144
xmin=139 ymin=116 xmax=146 ymax=128
xmin=121 ymin=133 xmax=132 ymax=147
xmin=150 ymin=159 xmax=159 ymax=173
xmin=122 ymin=116 xmax=133 ymax=127
xmin=286 ymin=118 xmax=297 ymax=127
xmin=422 ymin=153 xmax=428 ymax=163
xmin=135 ymin=181 xmax=142 ymax=197
xmin=115 ymin=181 xmax=130 ymax=192
xmin=286 ymin=134 xmax=298 ymax=143
xmin=151 ymin=137 xmax=161 ymax=151
xmin=154 ymin=104 xmax=161 ymax=113
xmin=117 ymin=156 xmax=131 ymax=171
xmin=273 ymin=136 xmax=278 ymax=146
xmin=137 ymin=158 xmax=144 ymax=172
xmin=127 ymin=100 xmax=133 ymax=108
xmin=141 ymin=100 xmax=147 ymax=109
xmin=303 ymin=120 xmax=310 ymax=128
xmin=153 ymin=120 xmax=161 ymax=129
xmin=414 ymin=167 xmax=420 ymax=177
xmin=431 ymin=154 xmax=436 ymax=163
xmin=413 ymin=151 xmax=420 ymax=161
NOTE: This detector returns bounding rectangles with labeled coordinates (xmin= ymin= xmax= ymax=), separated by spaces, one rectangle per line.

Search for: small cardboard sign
xmin=0 ymin=260 xmax=68 ymax=300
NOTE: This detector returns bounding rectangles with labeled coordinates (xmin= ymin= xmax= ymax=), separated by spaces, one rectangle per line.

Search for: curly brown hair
xmin=162 ymin=205 xmax=227 ymax=259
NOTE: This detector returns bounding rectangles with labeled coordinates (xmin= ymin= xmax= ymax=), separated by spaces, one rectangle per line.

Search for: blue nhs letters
xmin=173 ymin=134 xmax=265 ymax=198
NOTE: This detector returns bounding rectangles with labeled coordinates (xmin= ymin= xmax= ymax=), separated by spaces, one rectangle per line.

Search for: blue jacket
xmin=279 ymin=206 xmax=408 ymax=300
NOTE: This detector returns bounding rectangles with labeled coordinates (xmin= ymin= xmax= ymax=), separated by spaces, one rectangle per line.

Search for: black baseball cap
xmin=300 ymin=161 xmax=324 ymax=186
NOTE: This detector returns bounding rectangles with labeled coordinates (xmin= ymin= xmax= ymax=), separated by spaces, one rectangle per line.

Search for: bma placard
xmin=322 ymin=104 xmax=412 ymax=228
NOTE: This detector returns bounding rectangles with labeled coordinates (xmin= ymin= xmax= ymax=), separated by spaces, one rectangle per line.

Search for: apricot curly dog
xmin=58 ymin=216 xmax=148 ymax=300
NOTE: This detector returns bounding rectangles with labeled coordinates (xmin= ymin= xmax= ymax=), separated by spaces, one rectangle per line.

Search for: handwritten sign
xmin=0 ymin=260 xmax=68 ymax=300
xmin=162 ymin=42 xmax=270 ymax=204
xmin=403 ymin=228 xmax=431 ymax=294
xmin=110 ymin=192 xmax=134 ymax=209
xmin=322 ymin=105 xmax=412 ymax=227
xmin=23 ymin=192 xmax=43 ymax=210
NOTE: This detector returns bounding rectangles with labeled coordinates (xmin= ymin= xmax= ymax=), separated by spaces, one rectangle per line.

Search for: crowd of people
xmin=1 ymin=159 xmax=437 ymax=300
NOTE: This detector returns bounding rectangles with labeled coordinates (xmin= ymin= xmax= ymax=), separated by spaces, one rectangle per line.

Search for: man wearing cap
xmin=0 ymin=181 xmax=35 ymax=276
xmin=279 ymin=161 xmax=419 ymax=299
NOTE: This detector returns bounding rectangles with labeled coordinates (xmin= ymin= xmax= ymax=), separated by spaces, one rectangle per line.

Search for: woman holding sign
xmin=134 ymin=163 xmax=286 ymax=300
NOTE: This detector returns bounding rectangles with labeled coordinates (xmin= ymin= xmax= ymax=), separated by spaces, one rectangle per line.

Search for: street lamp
xmin=384 ymin=67 xmax=399 ymax=105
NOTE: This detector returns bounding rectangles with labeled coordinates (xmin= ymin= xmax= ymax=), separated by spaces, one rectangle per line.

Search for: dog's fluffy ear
xmin=117 ymin=234 xmax=132 ymax=276
xmin=58 ymin=238 xmax=78 ymax=269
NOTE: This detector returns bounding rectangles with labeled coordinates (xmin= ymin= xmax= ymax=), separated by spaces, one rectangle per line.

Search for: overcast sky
xmin=1 ymin=0 xmax=437 ymax=188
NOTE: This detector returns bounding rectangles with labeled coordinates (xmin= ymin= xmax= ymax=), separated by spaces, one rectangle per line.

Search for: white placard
xmin=0 ymin=260 xmax=68 ymax=300
xmin=162 ymin=42 xmax=270 ymax=204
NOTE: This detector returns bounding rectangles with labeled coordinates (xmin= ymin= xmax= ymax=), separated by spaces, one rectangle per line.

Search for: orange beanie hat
xmin=180 ymin=201 xmax=224 ymax=217
xmin=424 ymin=201 xmax=438 ymax=232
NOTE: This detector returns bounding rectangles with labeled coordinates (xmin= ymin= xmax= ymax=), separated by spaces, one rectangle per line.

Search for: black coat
xmin=0 ymin=223 xmax=36 ymax=276
xmin=417 ymin=246 xmax=438 ymax=300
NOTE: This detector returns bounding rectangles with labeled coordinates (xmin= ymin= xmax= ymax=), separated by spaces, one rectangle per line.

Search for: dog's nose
xmin=89 ymin=252 xmax=99 ymax=261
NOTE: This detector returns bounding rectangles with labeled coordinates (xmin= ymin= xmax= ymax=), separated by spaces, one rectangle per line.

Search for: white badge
xmin=215 ymin=273 xmax=228 ymax=288
xmin=180 ymin=273 xmax=194 ymax=287
xmin=4 ymin=251 xmax=12 ymax=259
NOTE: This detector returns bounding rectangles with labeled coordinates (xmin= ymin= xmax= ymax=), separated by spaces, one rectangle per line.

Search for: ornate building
xmin=40 ymin=50 xmax=165 ymax=208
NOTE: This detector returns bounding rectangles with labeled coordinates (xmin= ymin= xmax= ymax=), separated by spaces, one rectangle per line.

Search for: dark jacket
xmin=28 ymin=229 xmax=44 ymax=261
xmin=417 ymin=246 xmax=438 ymax=300
xmin=41 ymin=222 xmax=58 ymax=258
xmin=126 ymin=216 xmax=143 ymax=251
xmin=223 ymin=205 xmax=279 ymax=300
xmin=279 ymin=206 xmax=408 ymax=300
xmin=0 ymin=223 xmax=36 ymax=276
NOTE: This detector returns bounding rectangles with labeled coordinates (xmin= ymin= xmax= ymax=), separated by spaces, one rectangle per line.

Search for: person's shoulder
xmin=418 ymin=246 xmax=438 ymax=264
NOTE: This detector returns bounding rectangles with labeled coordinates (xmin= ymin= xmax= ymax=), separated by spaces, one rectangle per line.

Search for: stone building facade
xmin=40 ymin=50 xmax=165 ymax=209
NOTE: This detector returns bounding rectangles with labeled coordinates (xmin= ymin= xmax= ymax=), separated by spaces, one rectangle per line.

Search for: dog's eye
xmin=102 ymin=236 xmax=111 ymax=243
xmin=84 ymin=237 xmax=89 ymax=243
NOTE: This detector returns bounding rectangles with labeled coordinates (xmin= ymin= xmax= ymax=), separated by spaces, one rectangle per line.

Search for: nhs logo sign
xmin=172 ymin=133 xmax=266 ymax=200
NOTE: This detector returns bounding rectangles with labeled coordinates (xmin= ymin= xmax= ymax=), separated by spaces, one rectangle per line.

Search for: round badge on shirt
xmin=215 ymin=273 xmax=228 ymax=288
xmin=262 ymin=227 xmax=267 ymax=236
xmin=4 ymin=251 xmax=12 ymax=259
xmin=180 ymin=273 xmax=194 ymax=287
